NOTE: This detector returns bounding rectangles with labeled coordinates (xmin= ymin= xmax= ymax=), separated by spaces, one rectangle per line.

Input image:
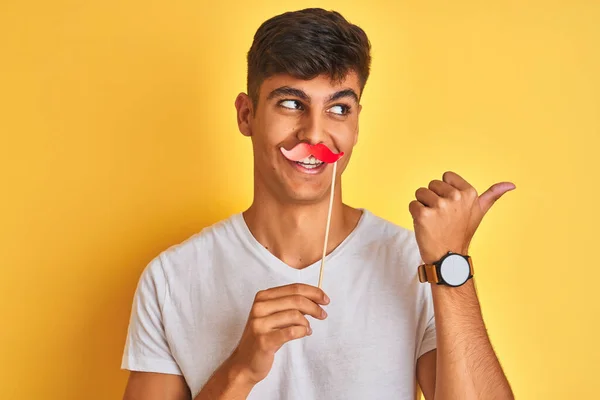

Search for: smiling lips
xmin=280 ymin=143 xmax=344 ymax=164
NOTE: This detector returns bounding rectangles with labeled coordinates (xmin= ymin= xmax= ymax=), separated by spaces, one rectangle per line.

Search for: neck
xmin=243 ymin=184 xmax=362 ymax=270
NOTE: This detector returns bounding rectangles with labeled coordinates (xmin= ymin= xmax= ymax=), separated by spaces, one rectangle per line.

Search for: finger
xmin=442 ymin=171 xmax=471 ymax=191
xmin=428 ymin=179 xmax=459 ymax=199
xmin=260 ymin=310 xmax=310 ymax=331
xmin=254 ymin=283 xmax=330 ymax=305
xmin=415 ymin=187 xmax=441 ymax=208
xmin=478 ymin=182 xmax=516 ymax=214
xmin=267 ymin=325 xmax=311 ymax=351
xmin=409 ymin=199 xmax=431 ymax=220
xmin=252 ymin=295 xmax=327 ymax=320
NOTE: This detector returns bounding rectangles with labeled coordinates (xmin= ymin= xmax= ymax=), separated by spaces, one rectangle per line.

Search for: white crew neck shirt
xmin=122 ymin=209 xmax=437 ymax=399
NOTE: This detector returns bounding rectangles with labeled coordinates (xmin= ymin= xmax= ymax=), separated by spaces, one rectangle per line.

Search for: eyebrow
xmin=326 ymin=89 xmax=359 ymax=104
xmin=266 ymin=86 xmax=359 ymax=104
xmin=267 ymin=87 xmax=310 ymax=102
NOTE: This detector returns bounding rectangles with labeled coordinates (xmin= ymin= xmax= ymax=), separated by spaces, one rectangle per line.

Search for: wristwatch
xmin=418 ymin=251 xmax=474 ymax=287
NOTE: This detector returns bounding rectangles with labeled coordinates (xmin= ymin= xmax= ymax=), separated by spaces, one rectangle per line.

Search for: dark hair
xmin=247 ymin=8 xmax=372 ymax=109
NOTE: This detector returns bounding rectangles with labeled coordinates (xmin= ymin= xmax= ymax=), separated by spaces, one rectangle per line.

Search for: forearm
xmin=194 ymin=356 xmax=255 ymax=400
xmin=431 ymin=279 xmax=514 ymax=400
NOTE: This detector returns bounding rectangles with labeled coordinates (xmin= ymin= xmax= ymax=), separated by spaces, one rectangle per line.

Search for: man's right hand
xmin=228 ymin=283 xmax=330 ymax=386
xmin=125 ymin=283 xmax=330 ymax=400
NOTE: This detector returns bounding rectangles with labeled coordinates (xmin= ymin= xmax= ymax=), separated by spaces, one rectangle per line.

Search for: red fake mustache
xmin=280 ymin=143 xmax=344 ymax=164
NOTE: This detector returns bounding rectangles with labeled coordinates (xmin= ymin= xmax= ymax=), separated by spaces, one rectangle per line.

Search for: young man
xmin=122 ymin=8 xmax=515 ymax=400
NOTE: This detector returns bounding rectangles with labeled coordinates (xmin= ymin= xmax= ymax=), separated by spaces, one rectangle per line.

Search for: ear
xmin=235 ymin=93 xmax=253 ymax=137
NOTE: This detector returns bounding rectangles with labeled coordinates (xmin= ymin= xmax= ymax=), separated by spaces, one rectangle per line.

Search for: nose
xmin=296 ymin=111 xmax=330 ymax=145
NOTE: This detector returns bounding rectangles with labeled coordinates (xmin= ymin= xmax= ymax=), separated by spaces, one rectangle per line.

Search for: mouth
xmin=286 ymin=155 xmax=326 ymax=174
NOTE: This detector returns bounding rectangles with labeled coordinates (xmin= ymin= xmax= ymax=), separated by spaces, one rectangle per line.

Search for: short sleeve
xmin=416 ymin=287 xmax=437 ymax=359
xmin=121 ymin=255 xmax=182 ymax=375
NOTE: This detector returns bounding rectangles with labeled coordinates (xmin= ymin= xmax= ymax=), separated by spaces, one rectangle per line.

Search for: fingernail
xmin=324 ymin=294 xmax=330 ymax=304
xmin=307 ymin=327 xmax=313 ymax=335
xmin=321 ymin=309 xmax=328 ymax=318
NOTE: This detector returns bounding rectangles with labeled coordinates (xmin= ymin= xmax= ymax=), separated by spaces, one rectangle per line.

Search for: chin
xmin=282 ymin=185 xmax=330 ymax=204
xmin=258 ymin=162 xmax=333 ymax=204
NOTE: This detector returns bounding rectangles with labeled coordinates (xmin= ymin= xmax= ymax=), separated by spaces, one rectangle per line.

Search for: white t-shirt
xmin=121 ymin=209 xmax=437 ymax=399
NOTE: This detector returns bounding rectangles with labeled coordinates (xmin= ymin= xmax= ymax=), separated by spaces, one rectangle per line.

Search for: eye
xmin=279 ymin=100 xmax=303 ymax=110
xmin=328 ymin=104 xmax=351 ymax=115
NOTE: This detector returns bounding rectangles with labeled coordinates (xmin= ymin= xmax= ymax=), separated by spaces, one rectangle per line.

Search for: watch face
xmin=439 ymin=254 xmax=470 ymax=286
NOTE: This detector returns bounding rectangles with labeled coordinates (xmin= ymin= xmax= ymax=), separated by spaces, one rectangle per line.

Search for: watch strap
xmin=417 ymin=263 xmax=440 ymax=283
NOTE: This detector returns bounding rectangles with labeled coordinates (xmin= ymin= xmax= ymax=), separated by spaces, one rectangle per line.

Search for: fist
xmin=409 ymin=171 xmax=516 ymax=264
xmin=229 ymin=283 xmax=330 ymax=385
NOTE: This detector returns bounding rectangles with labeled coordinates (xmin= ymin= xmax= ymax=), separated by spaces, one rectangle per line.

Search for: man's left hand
xmin=409 ymin=171 xmax=516 ymax=264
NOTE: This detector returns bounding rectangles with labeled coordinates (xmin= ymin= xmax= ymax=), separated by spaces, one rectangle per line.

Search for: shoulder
xmin=144 ymin=214 xmax=242 ymax=283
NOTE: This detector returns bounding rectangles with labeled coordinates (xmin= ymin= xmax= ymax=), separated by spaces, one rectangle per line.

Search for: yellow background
xmin=1 ymin=1 xmax=598 ymax=398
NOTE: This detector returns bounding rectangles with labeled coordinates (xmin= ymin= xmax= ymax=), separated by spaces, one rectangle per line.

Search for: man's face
xmin=236 ymin=71 xmax=362 ymax=204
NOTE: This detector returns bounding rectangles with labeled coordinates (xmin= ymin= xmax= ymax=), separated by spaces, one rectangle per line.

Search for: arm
xmin=124 ymin=372 xmax=191 ymax=400
xmin=416 ymin=280 xmax=514 ymax=400
xmin=410 ymin=171 xmax=516 ymax=399
xmin=122 ymin=282 xmax=329 ymax=400
xmin=121 ymin=358 xmax=253 ymax=400
xmin=192 ymin=354 xmax=253 ymax=400
xmin=122 ymin=362 xmax=253 ymax=400
xmin=122 ymin=257 xmax=190 ymax=400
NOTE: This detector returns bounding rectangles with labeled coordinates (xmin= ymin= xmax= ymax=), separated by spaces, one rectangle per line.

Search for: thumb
xmin=478 ymin=182 xmax=516 ymax=214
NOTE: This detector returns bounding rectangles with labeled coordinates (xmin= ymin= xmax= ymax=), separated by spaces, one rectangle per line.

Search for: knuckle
xmin=292 ymin=295 xmax=305 ymax=308
xmin=465 ymin=187 xmax=478 ymax=198
xmin=249 ymin=318 xmax=262 ymax=333
xmin=255 ymin=290 xmax=266 ymax=301
xmin=418 ymin=207 xmax=431 ymax=219
xmin=287 ymin=326 xmax=300 ymax=340
xmin=291 ymin=283 xmax=302 ymax=295
xmin=450 ymin=190 xmax=461 ymax=201
xmin=251 ymin=302 xmax=264 ymax=317
xmin=293 ymin=310 xmax=306 ymax=324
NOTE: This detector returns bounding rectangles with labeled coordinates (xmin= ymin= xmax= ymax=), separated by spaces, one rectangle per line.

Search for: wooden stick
xmin=318 ymin=161 xmax=337 ymax=289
